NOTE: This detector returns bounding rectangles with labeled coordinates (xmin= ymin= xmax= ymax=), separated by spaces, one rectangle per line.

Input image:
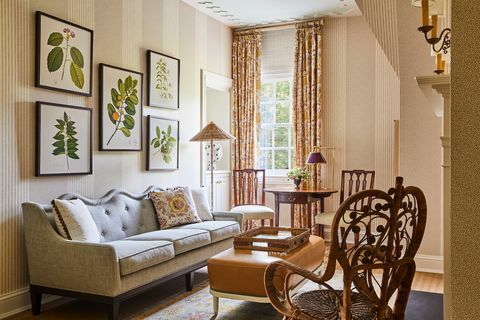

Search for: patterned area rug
xmin=132 ymin=268 xmax=343 ymax=320
xmin=131 ymin=269 xmax=443 ymax=320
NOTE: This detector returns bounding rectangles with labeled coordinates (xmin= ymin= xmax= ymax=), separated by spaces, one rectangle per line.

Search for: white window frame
xmin=258 ymin=74 xmax=294 ymax=177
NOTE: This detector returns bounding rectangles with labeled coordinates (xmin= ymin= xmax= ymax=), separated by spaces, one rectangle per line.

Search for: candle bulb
xmin=421 ymin=0 xmax=429 ymax=27
xmin=436 ymin=53 xmax=442 ymax=71
xmin=431 ymin=15 xmax=438 ymax=38
xmin=441 ymin=60 xmax=446 ymax=72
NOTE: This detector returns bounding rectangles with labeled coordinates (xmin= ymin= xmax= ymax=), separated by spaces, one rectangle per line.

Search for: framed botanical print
xmin=35 ymin=11 xmax=93 ymax=96
xmin=99 ymin=63 xmax=143 ymax=151
xmin=147 ymin=50 xmax=180 ymax=109
xmin=36 ymin=101 xmax=92 ymax=176
xmin=147 ymin=116 xmax=179 ymax=171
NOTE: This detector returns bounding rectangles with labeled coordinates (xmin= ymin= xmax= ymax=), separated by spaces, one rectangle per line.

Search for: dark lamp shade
xmin=306 ymin=151 xmax=327 ymax=164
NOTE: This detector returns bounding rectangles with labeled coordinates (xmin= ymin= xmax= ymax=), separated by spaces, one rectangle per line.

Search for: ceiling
xmin=182 ymin=0 xmax=362 ymax=28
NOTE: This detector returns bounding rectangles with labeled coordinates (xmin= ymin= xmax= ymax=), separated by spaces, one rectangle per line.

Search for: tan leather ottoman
xmin=207 ymin=235 xmax=325 ymax=315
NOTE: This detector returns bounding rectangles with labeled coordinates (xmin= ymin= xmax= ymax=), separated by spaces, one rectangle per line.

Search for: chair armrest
xmin=22 ymin=202 xmax=121 ymax=296
xmin=212 ymin=211 xmax=244 ymax=228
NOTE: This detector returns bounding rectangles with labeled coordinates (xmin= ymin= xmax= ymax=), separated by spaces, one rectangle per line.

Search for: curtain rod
xmin=234 ymin=18 xmax=324 ymax=32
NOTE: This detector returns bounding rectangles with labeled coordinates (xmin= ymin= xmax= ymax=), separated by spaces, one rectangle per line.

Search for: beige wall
xmin=0 ymin=0 xmax=231 ymax=315
xmin=396 ymin=0 xmax=443 ymax=259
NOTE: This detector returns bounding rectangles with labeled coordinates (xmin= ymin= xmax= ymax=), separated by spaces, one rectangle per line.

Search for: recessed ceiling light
xmin=214 ymin=10 xmax=227 ymax=13
xmin=221 ymin=14 xmax=234 ymax=17
xmin=206 ymin=5 xmax=220 ymax=9
xmin=197 ymin=1 xmax=212 ymax=4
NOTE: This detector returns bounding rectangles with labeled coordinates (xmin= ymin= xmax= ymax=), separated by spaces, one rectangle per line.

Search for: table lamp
xmin=190 ymin=121 xmax=235 ymax=207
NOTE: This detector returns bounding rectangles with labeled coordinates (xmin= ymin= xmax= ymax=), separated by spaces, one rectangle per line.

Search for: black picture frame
xmin=146 ymin=115 xmax=180 ymax=171
xmin=99 ymin=63 xmax=143 ymax=151
xmin=36 ymin=101 xmax=93 ymax=176
xmin=146 ymin=50 xmax=180 ymax=109
xmin=35 ymin=11 xmax=94 ymax=96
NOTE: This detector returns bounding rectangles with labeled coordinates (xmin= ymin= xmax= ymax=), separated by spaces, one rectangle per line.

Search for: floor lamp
xmin=190 ymin=121 xmax=235 ymax=208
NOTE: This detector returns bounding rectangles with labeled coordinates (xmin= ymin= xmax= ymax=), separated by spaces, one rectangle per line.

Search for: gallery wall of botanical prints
xmin=0 ymin=0 xmax=231 ymax=313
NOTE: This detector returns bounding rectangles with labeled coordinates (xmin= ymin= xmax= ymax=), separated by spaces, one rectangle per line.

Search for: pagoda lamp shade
xmin=190 ymin=121 xmax=235 ymax=142
xmin=306 ymin=151 xmax=327 ymax=164
xmin=190 ymin=121 xmax=235 ymax=208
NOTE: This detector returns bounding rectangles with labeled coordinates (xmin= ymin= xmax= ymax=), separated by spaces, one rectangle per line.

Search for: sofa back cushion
xmin=56 ymin=188 xmax=161 ymax=242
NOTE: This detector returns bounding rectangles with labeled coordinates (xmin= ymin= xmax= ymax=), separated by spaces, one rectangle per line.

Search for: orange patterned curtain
xmin=231 ymin=30 xmax=261 ymax=170
xmin=293 ymin=20 xmax=324 ymax=228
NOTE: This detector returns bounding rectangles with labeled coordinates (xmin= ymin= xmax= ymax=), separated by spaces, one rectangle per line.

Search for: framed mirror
xmin=200 ymin=70 xmax=232 ymax=209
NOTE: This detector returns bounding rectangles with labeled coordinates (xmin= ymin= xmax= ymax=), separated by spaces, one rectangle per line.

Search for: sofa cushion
xmin=175 ymin=221 xmax=240 ymax=243
xmin=149 ymin=187 xmax=202 ymax=229
xmin=126 ymin=229 xmax=211 ymax=255
xmin=52 ymin=199 xmax=100 ymax=242
xmin=107 ymin=240 xmax=174 ymax=276
xmin=191 ymin=188 xmax=213 ymax=221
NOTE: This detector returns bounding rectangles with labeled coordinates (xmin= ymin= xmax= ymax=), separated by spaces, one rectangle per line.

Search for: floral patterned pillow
xmin=149 ymin=187 xmax=202 ymax=229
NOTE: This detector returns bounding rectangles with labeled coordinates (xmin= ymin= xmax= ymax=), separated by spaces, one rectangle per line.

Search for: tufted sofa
xmin=22 ymin=186 xmax=243 ymax=320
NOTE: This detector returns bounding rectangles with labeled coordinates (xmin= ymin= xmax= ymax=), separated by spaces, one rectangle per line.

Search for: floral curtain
xmin=292 ymin=20 xmax=324 ymax=228
xmin=231 ymin=30 xmax=262 ymax=171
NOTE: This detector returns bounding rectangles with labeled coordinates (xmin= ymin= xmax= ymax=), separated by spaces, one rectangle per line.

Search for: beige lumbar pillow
xmin=52 ymin=199 xmax=100 ymax=242
xmin=149 ymin=187 xmax=202 ymax=229
xmin=191 ymin=187 xmax=213 ymax=221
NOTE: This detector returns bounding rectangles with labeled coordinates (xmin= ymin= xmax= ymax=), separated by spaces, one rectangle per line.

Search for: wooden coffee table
xmin=207 ymin=235 xmax=325 ymax=316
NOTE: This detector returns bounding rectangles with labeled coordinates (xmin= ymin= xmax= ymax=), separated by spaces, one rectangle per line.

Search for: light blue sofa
xmin=22 ymin=186 xmax=243 ymax=320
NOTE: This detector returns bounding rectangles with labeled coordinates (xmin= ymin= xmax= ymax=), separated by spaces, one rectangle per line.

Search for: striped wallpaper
xmin=0 ymin=0 xmax=232 ymax=316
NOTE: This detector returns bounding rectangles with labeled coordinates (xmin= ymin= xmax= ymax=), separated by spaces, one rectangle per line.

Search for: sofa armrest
xmin=22 ymin=202 xmax=121 ymax=296
xmin=212 ymin=211 xmax=244 ymax=229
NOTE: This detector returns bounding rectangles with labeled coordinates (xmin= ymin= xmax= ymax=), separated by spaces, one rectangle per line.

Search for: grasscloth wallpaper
xmin=451 ymin=1 xmax=480 ymax=318
xmin=0 ymin=0 xmax=231 ymax=315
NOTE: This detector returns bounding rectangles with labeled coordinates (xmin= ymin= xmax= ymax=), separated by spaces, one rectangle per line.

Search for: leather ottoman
xmin=207 ymin=235 xmax=325 ymax=315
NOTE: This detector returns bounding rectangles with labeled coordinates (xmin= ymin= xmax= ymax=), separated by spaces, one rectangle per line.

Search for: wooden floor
xmin=6 ymin=269 xmax=443 ymax=320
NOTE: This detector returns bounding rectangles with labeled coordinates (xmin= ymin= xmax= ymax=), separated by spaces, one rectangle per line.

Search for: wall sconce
xmin=412 ymin=0 xmax=451 ymax=74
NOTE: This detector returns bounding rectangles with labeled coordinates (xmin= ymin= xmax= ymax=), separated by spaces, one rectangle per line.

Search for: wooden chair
xmin=264 ymin=176 xmax=427 ymax=320
xmin=315 ymin=170 xmax=375 ymax=244
xmin=230 ymin=169 xmax=274 ymax=229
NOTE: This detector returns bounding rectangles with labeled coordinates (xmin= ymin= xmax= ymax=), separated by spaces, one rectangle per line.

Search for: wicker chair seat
xmin=292 ymin=290 xmax=376 ymax=320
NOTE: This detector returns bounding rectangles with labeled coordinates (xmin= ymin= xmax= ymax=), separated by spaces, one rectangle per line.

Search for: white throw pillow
xmin=191 ymin=188 xmax=213 ymax=221
xmin=52 ymin=199 xmax=100 ymax=242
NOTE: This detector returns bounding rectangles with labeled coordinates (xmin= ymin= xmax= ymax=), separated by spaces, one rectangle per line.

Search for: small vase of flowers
xmin=287 ymin=167 xmax=311 ymax=189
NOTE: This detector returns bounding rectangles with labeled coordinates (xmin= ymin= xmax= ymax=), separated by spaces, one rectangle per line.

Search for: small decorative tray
xmin=233 ymin=227 xmax=310 ymax=253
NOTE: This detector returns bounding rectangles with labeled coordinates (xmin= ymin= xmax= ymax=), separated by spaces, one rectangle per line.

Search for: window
xmin=258 ymin=77 xmax=294 ymax=174
xmin=257 ymin=28 xmax=295 ymax=175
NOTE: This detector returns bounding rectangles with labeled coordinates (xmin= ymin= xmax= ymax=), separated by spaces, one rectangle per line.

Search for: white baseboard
xmin=0 ymin=288 xmax=59 ymax=320
xmin=415 ymin=254 xmax=444 ymax=274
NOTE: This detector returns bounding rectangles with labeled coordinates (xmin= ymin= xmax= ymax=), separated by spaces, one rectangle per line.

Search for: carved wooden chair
xmin=315 ymin=170 xmax=375 ymax=244
xmin=230 ymin=169 xmax=274 ymax=229
xmin=265 ymin=177 xmax=427 ymax=320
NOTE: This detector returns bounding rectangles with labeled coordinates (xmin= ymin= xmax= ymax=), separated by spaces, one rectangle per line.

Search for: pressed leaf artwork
xmin=150 ymin=125 xmax=176 ymax=163
xmin=52 ymin=111 xmax=79 ymax=170
xmin=155 ymin=58 xmax=173 ymax=100
xmin=46 ymin=28 xmax=85 ymax=89
xmin=106 ymin=75 xmax=139 ymax=145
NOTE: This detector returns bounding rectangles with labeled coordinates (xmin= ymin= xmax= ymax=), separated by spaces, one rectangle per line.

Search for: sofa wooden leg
xmin=185 ymin=272 xmax=194 ymax=291
xmin=108 ymin=302 xmax=120 ymax=320
xmin=30 ymin=286 xmax=42 ymax=315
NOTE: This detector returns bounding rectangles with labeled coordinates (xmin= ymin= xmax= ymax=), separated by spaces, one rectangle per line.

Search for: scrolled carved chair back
xmin=325 ymin=176 xmax=427 ymax=319
xmin=232 ymin=169 xmax=266 ymax=206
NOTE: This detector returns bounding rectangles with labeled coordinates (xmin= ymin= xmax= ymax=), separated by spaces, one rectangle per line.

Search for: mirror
xmin=200 ymin=70 xmax=233 ymax=202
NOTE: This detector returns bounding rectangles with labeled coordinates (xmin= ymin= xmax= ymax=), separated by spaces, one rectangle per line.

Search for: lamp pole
xmin=210 ymin=139 xmax=214 ymax=208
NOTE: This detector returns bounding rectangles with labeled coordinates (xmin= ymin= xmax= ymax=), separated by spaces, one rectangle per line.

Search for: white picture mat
xmin=38 ymin=14 xmax=91 ymax=94
xmin=101 ymin=67 xmax=142 ymax=149
xmin=39 ymin=104 xmax=91 ymax=174
xmin=148 ymin=118 xmax=179 ymax=170
xmin=148 ymin=52 xmax=179 ymax=108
